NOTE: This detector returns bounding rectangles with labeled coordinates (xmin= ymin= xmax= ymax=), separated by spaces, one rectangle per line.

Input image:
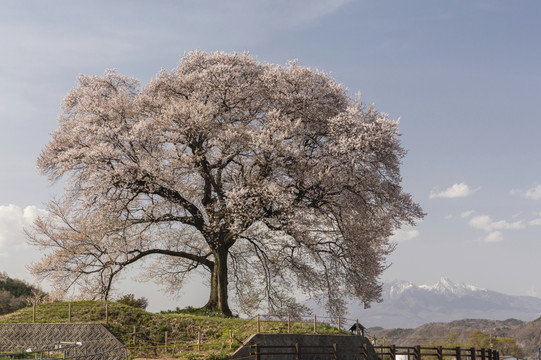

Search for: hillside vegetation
xmin=0 ymin=301 xmax=344 ymax=359
xmin=4 ymin=299 xmax=539 ymax=359
xmin=368 ymin=318 xmax=531 ymax=359
xmin=0 ymin=273 xmax=43 ymax=315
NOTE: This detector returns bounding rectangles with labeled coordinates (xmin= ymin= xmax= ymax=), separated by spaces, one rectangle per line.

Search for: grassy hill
xmin=0 ymin=301 xmax=343 ymax=359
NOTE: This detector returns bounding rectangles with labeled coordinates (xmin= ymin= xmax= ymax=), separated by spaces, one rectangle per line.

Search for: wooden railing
xmin=373 ymin=345 xmax=500 ymax=360
xmin=247 ymin=343 xmax=500 ymax=360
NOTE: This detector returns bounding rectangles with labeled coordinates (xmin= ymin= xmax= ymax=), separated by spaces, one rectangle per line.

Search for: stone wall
xmin=0 ymin=323 xmax=124 ymax=357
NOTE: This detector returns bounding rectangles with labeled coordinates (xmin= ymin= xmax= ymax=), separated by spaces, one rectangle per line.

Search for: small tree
xmin=28 ymin=51 xmax=424 ymax=316
xmin=117 ymin=294 xmax=148 ymax=310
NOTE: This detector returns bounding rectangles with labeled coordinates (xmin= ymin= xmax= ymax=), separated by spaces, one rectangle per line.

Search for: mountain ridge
xmin=341 ymin=278 xmax=541 ymax=329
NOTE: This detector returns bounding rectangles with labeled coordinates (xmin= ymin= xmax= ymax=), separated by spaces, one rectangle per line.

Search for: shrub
xmin=116 ymin=294 xmax=149 ymax=310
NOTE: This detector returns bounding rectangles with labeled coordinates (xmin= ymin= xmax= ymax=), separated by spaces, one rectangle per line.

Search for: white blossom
xmin=28 ymin=51 xmax=424 ymax=316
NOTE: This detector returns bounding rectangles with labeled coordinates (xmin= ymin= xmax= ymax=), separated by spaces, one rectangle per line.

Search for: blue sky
xmin=1 ymin=0 xmax=540 ymax=313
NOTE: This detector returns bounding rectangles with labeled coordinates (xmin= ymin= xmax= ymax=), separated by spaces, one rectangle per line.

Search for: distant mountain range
xmin=332 ymin=278 xmax=541 ymax=329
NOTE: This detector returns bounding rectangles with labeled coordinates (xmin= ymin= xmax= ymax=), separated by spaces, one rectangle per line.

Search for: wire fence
xmin=23 ymin=302 xmax=114 ymax=324
xmin=22 ymin=302 xmax=365 ymax=333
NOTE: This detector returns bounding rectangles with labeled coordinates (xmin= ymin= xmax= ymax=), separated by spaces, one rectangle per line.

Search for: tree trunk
xmin=204 ymin=246 xmax=233 ymax=316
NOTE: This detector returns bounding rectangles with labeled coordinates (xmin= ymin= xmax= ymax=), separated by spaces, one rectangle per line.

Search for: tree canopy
xmin=0 ymin=273 xmax=44 ymax=314
xmin=28 ymin=51 xmax=424 ymax=316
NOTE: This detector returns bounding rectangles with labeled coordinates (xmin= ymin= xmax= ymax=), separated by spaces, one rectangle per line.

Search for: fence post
xmin=414 ymin=345 xmax=422 ymax=360
xmin=313 ymin=315 xmax=317 ymax=333
xmin=333 ymin=343 xmax=338 ymax=360
xmin=363 ymin=343 xmax=369 ymax=360
xmin=257 ymin=314 xmax=261 ymax=333
xmin=288 ymin=314 xmax=291 ymax=334
xmin=488 ymin=349 xmax=493 ymax=360
xmin=356 ymin=319 xmax=360 ymax=335
xmin=105 ymin=302 xmax=109 ymax=325
xmin=68 ymin=303 xmax=71 ymax=323
xmin=470 ymin=347 xmax=476 ymax=360
xmin=338 ymin=316 xmax=341 ymax=332
xmin=197 ymin=328 xmax=201 ymax=352
xmin=255 ymin=344 xmax=260 ymax=360
xmin=437 ymin=346 xmax=443 ymax=360
xmin=230 ymin=330 xmax=233 ymax=349
xmin=133 ymin=326 xmax=136 ymax=345
xmin=296 ymin=343 xmax=301 ymax=360
xmin=456 ymin=346 xmax=461 ymax=360
xmin=481 ymin=348 xmax=486 ymax=360
xmin=165 ymin=331 xmax=168 ymax=352
xmin=390 ymin=344 xmax=396 ymax=360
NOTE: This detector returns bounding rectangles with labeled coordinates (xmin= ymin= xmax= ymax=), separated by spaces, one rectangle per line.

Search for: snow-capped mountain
xmin=418 ymin=277 xmax=481 ymax=296
xmin=331 ymin=278 xmax=541 ymax=329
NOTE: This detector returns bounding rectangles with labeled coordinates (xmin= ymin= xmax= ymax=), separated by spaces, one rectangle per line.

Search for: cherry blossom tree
xmin=28 ymin=51 xmax=424 ymax=316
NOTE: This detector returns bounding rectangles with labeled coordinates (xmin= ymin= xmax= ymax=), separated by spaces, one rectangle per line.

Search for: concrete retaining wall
xmin=0 ymin=323 xmax=123 ymax=355
xmin=230 ymin=333 xmax=378 ymax=360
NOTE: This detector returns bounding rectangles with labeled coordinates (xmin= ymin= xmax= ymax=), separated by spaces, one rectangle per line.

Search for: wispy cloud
xmin=469 ymin=215 xmax=526 ymax=232
xmin=512 ymin=184 xmax=541 ymax=200
xmin=466 ymin=213 xmax=541 ymax=243
xmin=390 ymin=228 xmax=420 ymax=242
xmin=430 ymin=183 xmax=478 ymax=199
xmin=460 ymin=210 xmax=475 ymax=218
xmin=484 ymin=231 xmax=504 ymax=243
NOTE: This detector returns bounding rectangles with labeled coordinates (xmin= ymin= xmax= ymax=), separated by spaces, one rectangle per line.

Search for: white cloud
xmin=484 ymin=231 xmax=504 ymax=243
xmin=0 ymin=204 xmax=46 ymax=251
xmin=512 ymin=184 xmax=541 ymax=200
xmin=390 ymin=228 xmax=420 ymax=242
xmin=430 ymin=183 xmax=477 ymax=199
xmin=524 ymin=185 xmax=541 ymax=200
xmin=469 ymin=215 xmax=526 ymax=232
xmin=460 ymin=210 xmax=475 ymax=218
xmin=468 ymin=215 xmax=492 ymax=231
xmin=466 ymin=213 xmax=541 ymax=243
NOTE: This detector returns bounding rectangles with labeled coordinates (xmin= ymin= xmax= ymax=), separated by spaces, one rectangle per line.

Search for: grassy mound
xmin=0 ymin=301 xmax=344 ymax=359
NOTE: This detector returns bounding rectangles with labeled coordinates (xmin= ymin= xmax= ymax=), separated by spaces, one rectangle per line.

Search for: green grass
xmin=0 ymin=301 xmax=348 ymax=359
